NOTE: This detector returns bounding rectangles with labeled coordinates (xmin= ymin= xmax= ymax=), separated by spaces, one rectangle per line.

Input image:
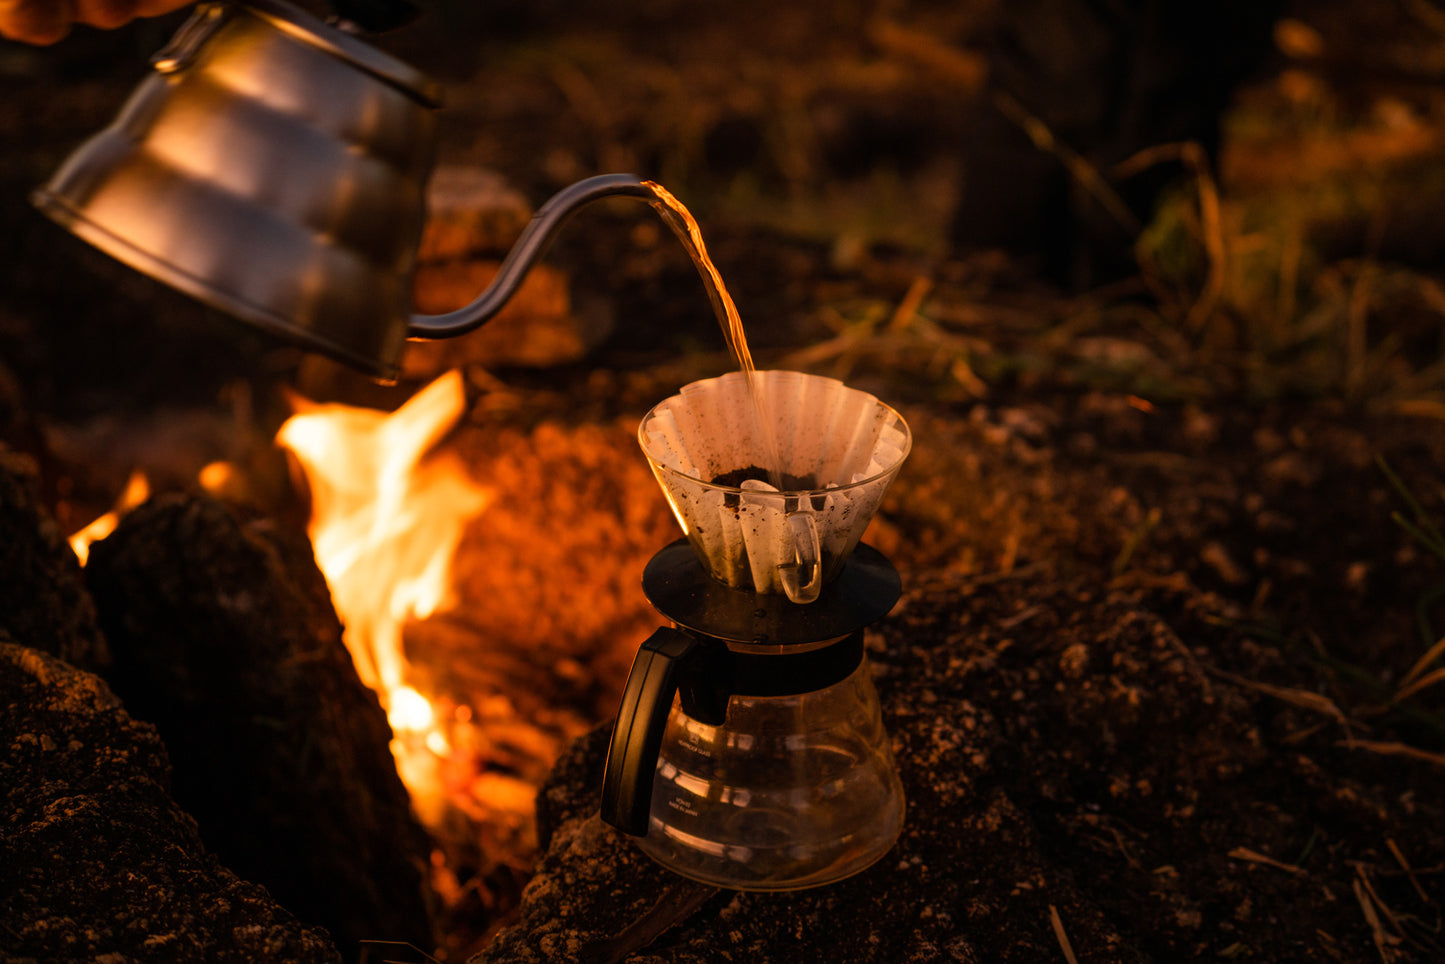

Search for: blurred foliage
xmin=1124 ymin=11 xmax=1445 ymax=415
xmin=403 ymin=1 xmax=1445 ymax=416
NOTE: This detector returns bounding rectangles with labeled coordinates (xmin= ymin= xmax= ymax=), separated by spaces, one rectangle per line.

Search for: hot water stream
xmin=643 ymin=181 xmax=785 ymax=486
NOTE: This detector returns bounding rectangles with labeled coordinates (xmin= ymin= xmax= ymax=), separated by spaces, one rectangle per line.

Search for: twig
xmin=1115 ymin=142 xmax=1226 ymax=333
xmin=1000 ymin=527 xmax=1021 ymax=575
xmin=1105 ymin=824 xmax=1143 ymax=872
xmin=997 ymin=604 xmax=1041 ymax=631
xmin=1355 ymin=879 xmax=1392 ymax=963
xmin=1399 ymin=634 xmax=1445 ymax=692
xmin=946 ymin=561 xmax=1047 ymax=589
xmin=1211 ymin=668 xmax=1354 ymax=735
xmin=578 ymin=880 xmax=719 ymax=964
xmin=1387 ymin=838 xmax=1433 ymax=906
xmin=888 ymin=275 xmax=933 ymax=332
xmin=1392 ymin=662 xmax=1445 ymax=706
xmin=1228 ymin=846 xmax=1306 ymax=876
xmin=867 ymin=19 xmax=989 ymax=93
xmin=1162 ymin=631 xmax=1215 ymax=704
xmin=991 ymin=90 xmax=1141 ymax=237
xmin=1049 ymin=904 xmax=1080 ymax=964
xmin=358 ymin=941 xmax=441 ymax=964
xmin=1356 ymin=863 xmax=1407 ymax=935
xmin=1354 ymin=870 xmax=1404 ymax=963
xmin=1110 ymin=506 xmax=1162 ymax=578
xmin=1342 ymin=739 xmax=1445 ymax=769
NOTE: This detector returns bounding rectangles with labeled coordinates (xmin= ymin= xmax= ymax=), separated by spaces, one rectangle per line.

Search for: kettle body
xmin=33 ymin=0 xmax=658 ymax=382
xmin=33 ymin=0 xmax=442 ymax=378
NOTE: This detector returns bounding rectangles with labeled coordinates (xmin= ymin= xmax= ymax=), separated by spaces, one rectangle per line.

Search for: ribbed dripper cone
xmin=639 ymin=370 xmax=910 ymax=601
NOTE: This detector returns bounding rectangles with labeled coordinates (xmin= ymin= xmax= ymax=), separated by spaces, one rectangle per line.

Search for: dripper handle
xmin=601 ymin=627 xmax=702 ymax=837
xmin=779 ymin=508 xmax=822 ymax=604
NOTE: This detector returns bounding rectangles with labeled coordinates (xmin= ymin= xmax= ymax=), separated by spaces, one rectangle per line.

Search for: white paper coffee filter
xmin=640 ymin=370 xmax=909 ymax=595
xmin=645 ymin=372 xmax=901 ymax=482
xmin=736 ymin=479 xmax=798 ymax=595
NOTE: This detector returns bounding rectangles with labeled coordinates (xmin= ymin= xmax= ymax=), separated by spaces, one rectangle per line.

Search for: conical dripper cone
xmin=639 ymin=370 xmax=910 ymax=602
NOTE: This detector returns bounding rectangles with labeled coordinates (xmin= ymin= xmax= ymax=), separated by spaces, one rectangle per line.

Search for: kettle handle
xmin=407 ymin=173 xmax=658 ymax=341
xmin=600 ymin=626 xmax=701 ymax=837
xmin=151 ymin=3 xmax=231 ymax=73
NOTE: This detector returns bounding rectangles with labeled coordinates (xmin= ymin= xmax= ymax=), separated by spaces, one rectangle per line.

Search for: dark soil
xmin=3 ymin=1 xmax=1445 ymax=961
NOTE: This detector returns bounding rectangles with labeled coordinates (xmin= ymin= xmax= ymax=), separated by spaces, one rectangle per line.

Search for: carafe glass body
xmin=636 ymin=657 xmax=904 ymax=890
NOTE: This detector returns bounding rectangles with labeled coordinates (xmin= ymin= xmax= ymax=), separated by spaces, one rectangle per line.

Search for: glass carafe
xmin=638 ymin=646 xmax=904 ymax=890
xmin=602 ymin=541 xmax=907 ymax=891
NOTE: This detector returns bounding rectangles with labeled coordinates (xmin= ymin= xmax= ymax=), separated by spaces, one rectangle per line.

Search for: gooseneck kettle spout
xmin=407 ymin=174 xmax=657 ymax=341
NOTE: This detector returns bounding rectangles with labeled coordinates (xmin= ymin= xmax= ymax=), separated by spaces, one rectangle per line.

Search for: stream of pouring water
xmin=642 ymin=181 xmax=785 ymax=487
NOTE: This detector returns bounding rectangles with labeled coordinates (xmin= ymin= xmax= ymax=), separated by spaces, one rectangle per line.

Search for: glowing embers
xmin=69 ymin=470 xmax=150 ymax=565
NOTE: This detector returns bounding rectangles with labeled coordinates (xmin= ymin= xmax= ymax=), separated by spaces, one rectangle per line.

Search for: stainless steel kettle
xmin=32 ymin=0 xmax=654 ymax=382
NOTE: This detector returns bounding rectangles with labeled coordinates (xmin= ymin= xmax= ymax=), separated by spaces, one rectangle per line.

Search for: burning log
xmin=82 ymin=493 xmax=437 ymax=961
xmin=0 ymin=448 xmax=341 ymax=961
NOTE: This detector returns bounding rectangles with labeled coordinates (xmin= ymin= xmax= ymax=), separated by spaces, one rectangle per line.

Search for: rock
xmin=417 ymin=166 xmax=533 ymax=264
xmin=405 ymin=165 xmax=615 ymax=373
xmin=0 ymin=444 xmax=109 ymax=673
xmin=0 ymin=639 xmax=341 ymax=963
xmin=83 ymin=494 xmax=437 ymax=962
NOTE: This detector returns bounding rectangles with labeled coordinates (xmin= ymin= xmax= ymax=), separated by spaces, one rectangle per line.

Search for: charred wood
xmin=82 ymin=494 xmax=437 ymax=962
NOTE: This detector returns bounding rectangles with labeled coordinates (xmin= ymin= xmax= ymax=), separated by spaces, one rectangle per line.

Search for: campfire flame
xmin=64 ymin=373 xmax=494 ymax=830
xmin=69 ymin=470 xmax=150 ymax=565
xmin=276 ymin=371 xmax=490 ymax=825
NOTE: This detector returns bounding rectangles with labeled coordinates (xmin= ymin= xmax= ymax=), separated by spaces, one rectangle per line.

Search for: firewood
xmin=84 ymin=493 xmax=438 ymax=962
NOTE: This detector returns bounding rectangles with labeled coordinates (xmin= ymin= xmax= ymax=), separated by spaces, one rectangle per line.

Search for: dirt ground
xmin=3 ymin=1 xmax=1445 ymax=961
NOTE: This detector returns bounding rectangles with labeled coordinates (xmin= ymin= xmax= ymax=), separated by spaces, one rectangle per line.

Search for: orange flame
xmin=276 ymin=371 xmax=489 ymax=824
xmin=69 ymin=470 xmax=150 ymax=565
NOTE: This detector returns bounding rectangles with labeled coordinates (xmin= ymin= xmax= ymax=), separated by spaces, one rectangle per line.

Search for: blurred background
xmin=4 ymin=1 xmax=1445 ymax=958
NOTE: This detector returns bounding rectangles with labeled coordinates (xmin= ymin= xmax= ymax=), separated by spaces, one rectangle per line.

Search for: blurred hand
xmin=0 ymin=0 xmax=193 ymax=45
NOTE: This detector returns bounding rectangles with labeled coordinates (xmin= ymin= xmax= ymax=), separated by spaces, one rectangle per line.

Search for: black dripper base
xmin=641 ymin=539 xmax=901 ymax=646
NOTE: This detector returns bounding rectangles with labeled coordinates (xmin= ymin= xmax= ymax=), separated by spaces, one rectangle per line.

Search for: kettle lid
xmin=235 ymin=0 xmax=443 ymax=106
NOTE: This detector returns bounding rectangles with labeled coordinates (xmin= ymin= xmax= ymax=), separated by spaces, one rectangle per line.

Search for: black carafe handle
xmin=601 ymin=627 xmax=701 ymax=836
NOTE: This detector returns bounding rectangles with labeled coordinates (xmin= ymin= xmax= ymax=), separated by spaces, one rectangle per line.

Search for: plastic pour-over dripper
xmin=639 ymin=370 xmax=910 ymax=603
xmin=604 ymin=371 xmax=913 ymax=890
